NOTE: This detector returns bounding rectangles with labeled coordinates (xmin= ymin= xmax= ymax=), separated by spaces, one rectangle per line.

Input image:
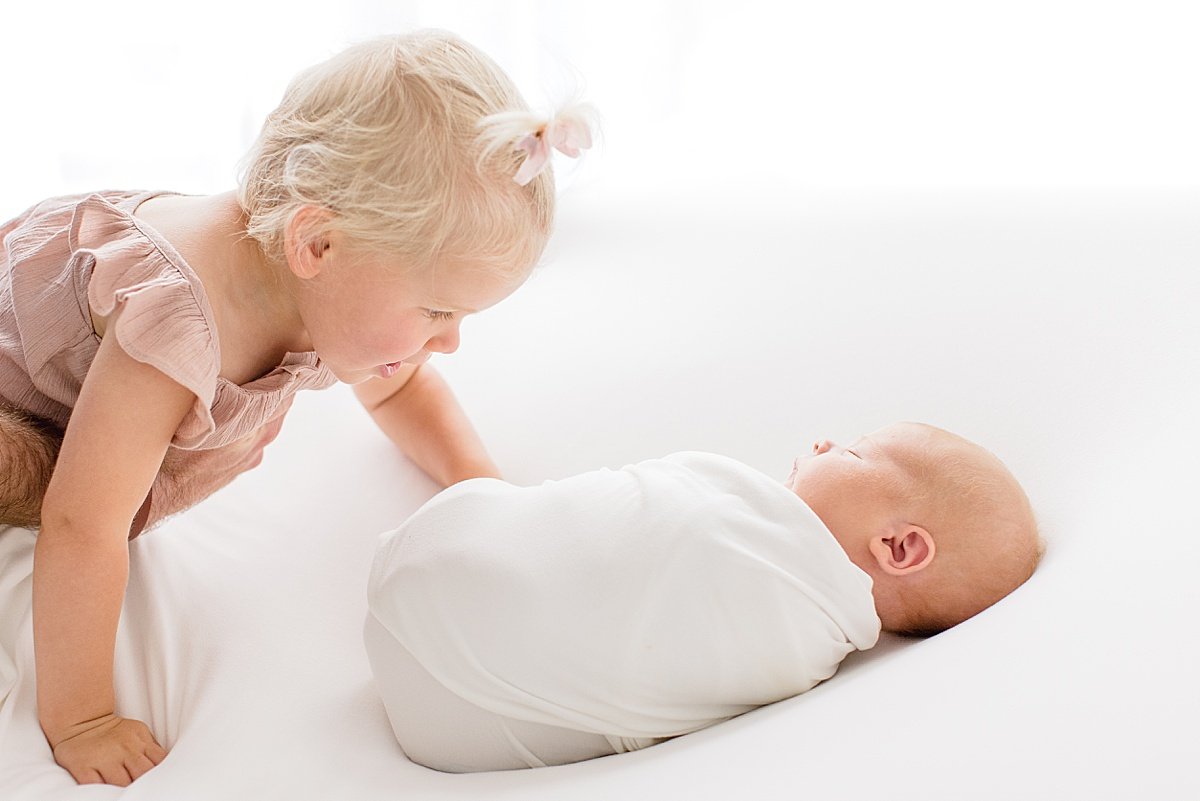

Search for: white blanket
xmin=366 ymin=452 xmax=880 ymax=740
xmin=0 ymin=188 xmax=1196 ymax=800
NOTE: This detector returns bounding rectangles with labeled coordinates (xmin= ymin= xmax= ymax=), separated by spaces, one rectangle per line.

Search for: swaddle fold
xmin=367 ymin=452 xmax=880 ymax=739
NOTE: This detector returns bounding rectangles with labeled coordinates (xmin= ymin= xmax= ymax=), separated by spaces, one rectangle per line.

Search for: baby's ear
xmin=869 ymin=525 xmax=936 ymax=576
xmin=284 ymin=206 xmax=334 ymax=280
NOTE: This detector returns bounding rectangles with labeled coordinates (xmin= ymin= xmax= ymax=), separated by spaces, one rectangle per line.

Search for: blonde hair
xmin=237 ymin=30 xmax=556 ymax=276
xmin=890 ymin=425 xmax=1045 ymax=637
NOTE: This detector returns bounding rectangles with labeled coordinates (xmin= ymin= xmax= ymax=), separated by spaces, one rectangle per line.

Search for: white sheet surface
xmin=2 ymin=187 xmax=1197 ymax=800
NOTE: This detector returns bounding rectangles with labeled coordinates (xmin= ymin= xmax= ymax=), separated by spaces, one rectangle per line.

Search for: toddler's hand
xmin=48 ymin=713 xmax=168 ymax=786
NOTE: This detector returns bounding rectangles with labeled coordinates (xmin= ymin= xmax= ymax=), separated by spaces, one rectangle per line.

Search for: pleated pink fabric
xmin=0 ymin=190 xmax=336 ymax=451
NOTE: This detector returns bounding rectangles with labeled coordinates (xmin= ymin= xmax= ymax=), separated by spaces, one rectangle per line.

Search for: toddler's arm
xmin=33 ymin=334 xmax=192 ymax=785
xmin=354 ymin=364 xmax=500 ymax=485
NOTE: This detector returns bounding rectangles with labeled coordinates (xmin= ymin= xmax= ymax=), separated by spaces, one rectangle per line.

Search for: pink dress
xmin=0 ymin=190 xmax=337 ymax=456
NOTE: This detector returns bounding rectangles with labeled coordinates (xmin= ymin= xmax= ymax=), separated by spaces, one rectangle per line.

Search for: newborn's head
xmin=786 ymin=422 xmax=1042 ymax=636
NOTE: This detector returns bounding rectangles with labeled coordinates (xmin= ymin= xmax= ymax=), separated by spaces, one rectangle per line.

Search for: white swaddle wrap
xmin=366 ymin=452 xmax=881 ymax=741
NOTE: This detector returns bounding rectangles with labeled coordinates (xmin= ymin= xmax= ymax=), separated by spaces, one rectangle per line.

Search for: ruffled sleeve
xmin=72 ymin=194 xmax=221 ymax=447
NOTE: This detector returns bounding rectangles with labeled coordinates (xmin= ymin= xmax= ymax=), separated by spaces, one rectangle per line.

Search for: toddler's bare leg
xmin=1 ymin=397 xmax=291 ymax=535
xmin=140 ymin=400 xmax=293 ymax=532
xmin=0 ymin=404 xmax=63 ymax=528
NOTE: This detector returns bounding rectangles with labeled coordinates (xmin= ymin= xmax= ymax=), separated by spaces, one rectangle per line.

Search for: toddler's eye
xmin=425 ymin=309 xmax=455 ymax=322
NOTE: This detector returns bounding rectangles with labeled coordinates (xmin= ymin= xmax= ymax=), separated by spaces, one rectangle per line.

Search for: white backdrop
xmin=2 ymin=0 xmax=1199 ymax=213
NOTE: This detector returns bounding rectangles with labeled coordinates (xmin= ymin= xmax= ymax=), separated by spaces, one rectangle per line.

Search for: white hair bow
xmin=512 ymin=108 xmax=594 ymax=185
xmin=480 ymin=103 xmax=596 ymax=186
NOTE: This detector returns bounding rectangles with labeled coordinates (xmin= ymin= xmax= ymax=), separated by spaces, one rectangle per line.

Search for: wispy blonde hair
xmin=237 ymin=30 xmax=556 ymax=276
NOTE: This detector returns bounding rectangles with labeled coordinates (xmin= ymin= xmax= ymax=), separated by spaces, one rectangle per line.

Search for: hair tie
xmin=511 ymin=104 xmax=595 ymax=186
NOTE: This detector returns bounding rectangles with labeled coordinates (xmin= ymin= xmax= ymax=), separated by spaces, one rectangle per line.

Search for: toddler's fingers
xmin=125 ymin=752 xmax=157 ymax=781
xmin=99 ymin=764 xmax=134 ymax=787
xmin=77 ymin=769 xmax=105 ymax=785
xmin=146 ymin=741 xmax=168 ymax=765
xmin=130 ymin=723 xmax=169 ymax=764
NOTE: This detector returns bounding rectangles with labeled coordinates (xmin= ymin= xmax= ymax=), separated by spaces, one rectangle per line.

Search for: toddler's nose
xmin=427 ymin=327 xmax=461 ymax=355
xmin=812 ymin=439 xmax=835 ymax=455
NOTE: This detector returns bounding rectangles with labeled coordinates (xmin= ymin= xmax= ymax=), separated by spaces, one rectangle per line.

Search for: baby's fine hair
xmin=893 ymin=424 xmax=1045 ymax=637
xmin=238 ymin=30 xmax=554 ymax=275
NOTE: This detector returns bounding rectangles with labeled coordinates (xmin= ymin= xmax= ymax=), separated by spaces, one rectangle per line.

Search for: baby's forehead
xmin=865 ymin=423 xmax=982 ymax=481
xmin=863 ymin=422 xmax=941 ymax=461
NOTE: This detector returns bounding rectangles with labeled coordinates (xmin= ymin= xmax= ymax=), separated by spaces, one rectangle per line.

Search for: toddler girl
xmin=0 ymin=30 xmax=592 ymax=786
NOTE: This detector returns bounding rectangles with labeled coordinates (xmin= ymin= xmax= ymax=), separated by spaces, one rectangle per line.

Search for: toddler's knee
xmin=0 ymin=405 xmax=63 ymax=528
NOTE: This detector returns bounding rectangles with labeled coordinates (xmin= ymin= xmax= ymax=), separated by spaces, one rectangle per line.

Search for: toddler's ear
xmin=284 ymin=205 xmax=334 ymax=280
xmin=869 ymin=526 xmax=935 ymax=576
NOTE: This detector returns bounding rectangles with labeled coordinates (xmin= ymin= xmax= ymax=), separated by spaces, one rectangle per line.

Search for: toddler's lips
xmin=379 ymin=361 xmax=404 ymax=379
xmin=378 ymin=352 xmax=432 ymax=378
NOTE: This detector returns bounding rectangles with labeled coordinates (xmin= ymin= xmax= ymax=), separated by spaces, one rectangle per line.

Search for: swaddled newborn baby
xmin=364 ymin=422 xmax=1042 ymax=772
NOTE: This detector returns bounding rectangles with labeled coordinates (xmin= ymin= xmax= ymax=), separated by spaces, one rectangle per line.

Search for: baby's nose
xmin=812 ymin=439 xmax=836 ymax=455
